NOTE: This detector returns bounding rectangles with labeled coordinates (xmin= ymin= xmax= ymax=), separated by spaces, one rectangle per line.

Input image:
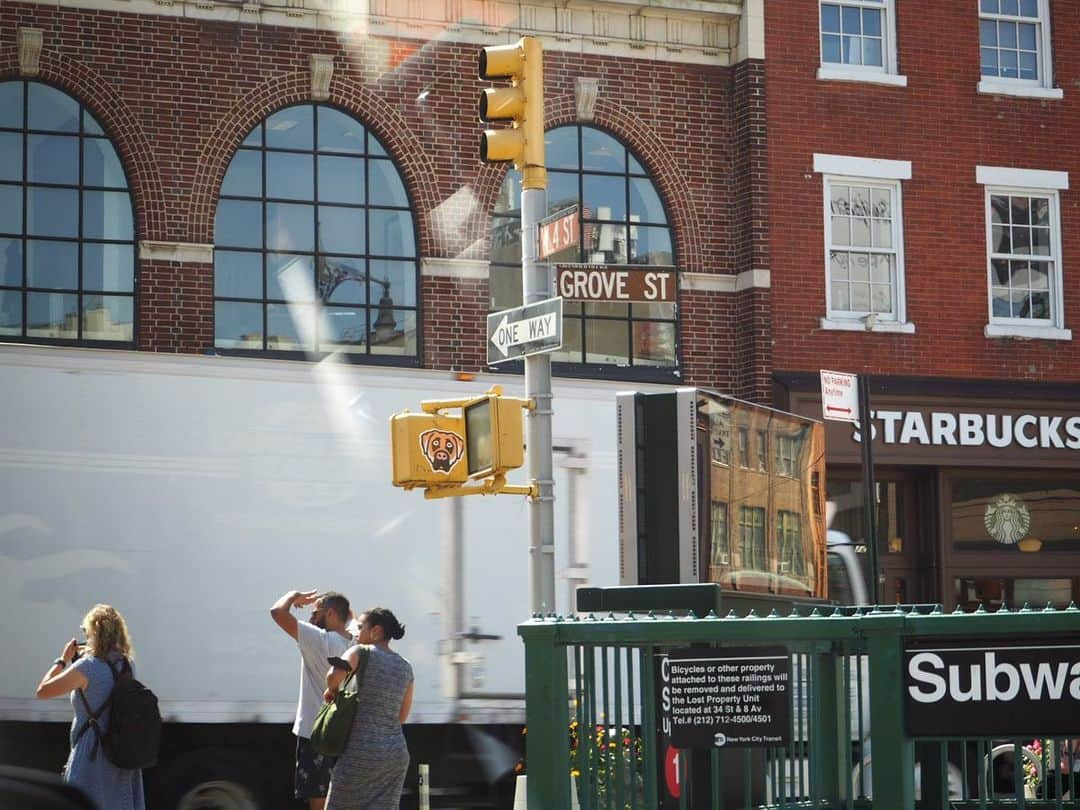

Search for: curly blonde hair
xmin=81 ymin=604 xmax=135 ymax=661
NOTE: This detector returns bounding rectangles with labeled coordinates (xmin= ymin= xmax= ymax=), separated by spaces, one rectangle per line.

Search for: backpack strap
xmin=72 ymin=658 xmax=124 ymax=762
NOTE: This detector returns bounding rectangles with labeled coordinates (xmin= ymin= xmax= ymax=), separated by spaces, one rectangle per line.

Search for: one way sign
xmin=487 ymin=296 xmax=563 ymax=365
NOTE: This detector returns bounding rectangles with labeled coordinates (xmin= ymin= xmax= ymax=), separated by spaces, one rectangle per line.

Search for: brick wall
xmin=766 ymin=1 xmax=1080 ymax=383
xmin=1 ymin=3 xmax=765 ymax=391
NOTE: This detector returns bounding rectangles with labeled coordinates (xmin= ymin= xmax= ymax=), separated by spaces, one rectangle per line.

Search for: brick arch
xmin=471 ymin=93 xmax=704 ymax=274
xmin=189 ymin=71 xmax=441 ymax=247
xmin=0 ymin=52 xmax=165 ymax=241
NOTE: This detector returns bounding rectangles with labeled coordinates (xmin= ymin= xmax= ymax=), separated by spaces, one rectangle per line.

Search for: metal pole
xmin=858 ymin=374 xmax=880 ymax=604
xmin=444 ymin=497 xmax=464 ymax=707
xmin=522 ymin=184 xmax=555 ymax=615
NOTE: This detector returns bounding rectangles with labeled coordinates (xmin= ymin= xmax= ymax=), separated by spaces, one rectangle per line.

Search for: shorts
xmin=294 ymin=736 xmax=336 ymax=800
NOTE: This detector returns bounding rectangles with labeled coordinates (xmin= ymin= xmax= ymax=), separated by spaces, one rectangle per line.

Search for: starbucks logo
xmin=984 ymin=494 xmax=1031 ymax=545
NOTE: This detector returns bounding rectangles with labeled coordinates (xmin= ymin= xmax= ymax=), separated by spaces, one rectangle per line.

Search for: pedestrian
xmin=323 ymin=607 xmax=414 ymax=810
xmin=35 ymin=603 xmax=145 ymax=810
xmin=271 ymin=590 xmax=354 ymax=810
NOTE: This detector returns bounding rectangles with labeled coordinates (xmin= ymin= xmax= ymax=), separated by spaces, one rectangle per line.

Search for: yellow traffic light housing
xmin=478 ymin=37 xmax=546 ymax=189
xmin=390 ymin=386 xmax=534 ymax=498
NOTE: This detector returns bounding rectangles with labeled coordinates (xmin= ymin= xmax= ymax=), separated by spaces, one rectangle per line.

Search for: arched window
xmin=214 ymin=104 xmax=419 ymax=362
xmin=489 ymin=125 xmax=676 ymax=371
xmin=0 ymin=81 xmax=136 ymax=345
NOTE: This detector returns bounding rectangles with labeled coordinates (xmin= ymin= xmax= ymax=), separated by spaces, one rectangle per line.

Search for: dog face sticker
xmin=419 ymin=428 xmax=465 ymax=474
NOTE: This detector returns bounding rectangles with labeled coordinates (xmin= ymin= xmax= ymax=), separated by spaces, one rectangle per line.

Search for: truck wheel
xmin=154 ymin=751 xmax=270 ymax=810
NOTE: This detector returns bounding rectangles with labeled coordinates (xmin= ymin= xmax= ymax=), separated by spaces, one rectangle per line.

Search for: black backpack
xmin=75 ymin=658 xmax=161 ymax=770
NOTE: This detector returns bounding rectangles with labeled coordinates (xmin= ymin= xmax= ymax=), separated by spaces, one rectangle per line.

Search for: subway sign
xmin=904 ymin=639 xmax=1080 ymax=737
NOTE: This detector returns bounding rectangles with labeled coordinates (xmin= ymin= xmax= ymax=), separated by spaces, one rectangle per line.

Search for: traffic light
xmin=478 ymin=37 xmax=546 ymax=189
xmin=390 ymin=386 xmax=533 ymax=497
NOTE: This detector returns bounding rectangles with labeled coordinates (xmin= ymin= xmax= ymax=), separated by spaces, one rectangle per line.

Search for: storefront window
xmin=827 ymin=477 xmax=907 ymax=553
xmin=954 ymin=577 xmax=1075 ymax=610
xmin=950 ymin=476 xmax=1080 ymax=552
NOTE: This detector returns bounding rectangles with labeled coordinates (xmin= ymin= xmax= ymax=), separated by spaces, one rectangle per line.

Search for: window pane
xmin=843 ymin=36 xmax=862 ymax=65
xmin=546 ymin=127 xmax=578 ymax=170
xmin=370 ymin=258 xmax=417 ymax=307
xmin=872 ymin=219 xmax=892 ymax=249
xmin=266 ymin=152 xmax=313 ymax=200
xmin=215 ymin=301 xmax=262 ymax=348
xmin=0 ymin=185 xmax=21 ymax=234
xmin=583 ymin=174 xmax=626 ymax=221
xmin=82 ymin=294 xmax=133 ymax=341
xmin=822 ymin=34 xmax=842 ymax=63
xmin=999 ymin=21 xmax=1018 ymax=49
xmin=821 ymin=4 xmax=841 ymax=33
xmin=317 ymin=155 xmax=364 ymax=204
xmin=82 ymin=110 xmax=104 ymax=136
xmin=83 ymin=138 xmax=126 ymax=188
xmin=28 ymin=84 xmax=78 ymax=132
xmin=552 ymin=315 xmax=582 ymax=362
xmin=863 ymin=38 xmax=883 ymax=68
xmin=0 ymin=238 xmax=22 ymax=286
xmin=0 ymin=289 xmax=21 ymax=334
xmin=862 ymin=8 xmax=882 ymax=36
xmin=265 ymin=106 xmax=313 ymax=151
xmin=370 ymin=308 xmax=416 ymax=355
xmin=266 ymin=253 xmax=315 ymax=302
xmin=1019 ymin=23 xmax=1037 ymax=50
xmin=832 ymin=216 xmax=851 ymax=246
xmin=1031 ymin=227 xmax=1050 ymax=256
xmin=26 ymin=291 xmax=78 ymax=339
xmin=831 ymin=282 xmax=850 ymax=312
xmin=266 ymin=202 xmax=314 ymax=252
xmin=242 ymin=123 xmax=262 ymax=148
xmin=850 ymin=253 xmax=870 ymax=282
xmin=631 ymin=301 xmax=675 ymax=319
xmin=548 ymin=172 xmax=579 ymax=213
xmin=632 ymin=226 xmax=673 ymax=265
xmin=581 ymin=128 xmax=625 ymax=173
xmin=1019 ymin=0 xmax=1037 ymax=15
xmin=27 ymin=134 xmax=78 ymax=184
xmin=368 ymin=159 xmax=409 ymax=207
xmin=851 ymin=283 xmax=870 ymax=311
xmin=367 ymin=132 xmax=387 ymax=156
xmin=318 ymin=106 xmax=366 ymax=154
xmin=830 ymin=251 xmax=850 ymax=281
xmin=980 ymin=19 xmax=998 ymax=47
xmin=489 ymin=265 xmax=522 ymax=311
xmin=221 ymin=149 xmax=262 ymax=198
xmin=317 ymin=205 xmax=364 ymax=254
xmin=321 ymin=306 xmax=366 ymax=353
xmin=321 ymin=257 xmax=367 ymax=305
xmin=629 ymin=178 xmax=666 ymax=224
xmin=0 ymin=132 xmax=23 ymax=182
xmin=216 ymin=199 xmax=262 ymax=248
xmin=870 ymin=253 xmax=892 ymax=283
xmin=495 ymin=172 xmax=522 ymax=215
xmin=214 ymin=250 xmax=261 ymax=299
xmin=585 ymin=318 xmax=628 ymax=364
xmin=266 ymin=302 xmax=313 ymax=351
xmin=586 ymin=222 xmax=628 ymax=264
xmin=841 ymin=6 xmax=861 ymax=34
xmin=83 ymin=191 xmax=133 ymax=240
xmin=370 ymin=209 xmax=415 ymax=256
xmin=632 ymin=321 xmax=675 ymax=366
xmin=490 ymin=216 xmax=521 ymax=266
xmin=26 ymin=240 xmax=78 ymax=289
xmin=1018 ymin=51 xmax=1038 ymax=81
xmin=0 ymin=83 xmax=22 ymax=128
xmin=1031 ymin=197 xmax=1050 ymax=227
xmin=27 ymin=187 xmax=78 ymax=237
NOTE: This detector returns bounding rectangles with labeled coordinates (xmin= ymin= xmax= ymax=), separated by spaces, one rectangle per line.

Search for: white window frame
xmin=814 ymin=154 xmax=915 ymax=334
xmin=977 ymin=165 xmax=1071 ymax=340
xmin=977 ymin=0 xmax=1062 ymax=100
xmin=817 ymin=0 xmax=907 ymax=87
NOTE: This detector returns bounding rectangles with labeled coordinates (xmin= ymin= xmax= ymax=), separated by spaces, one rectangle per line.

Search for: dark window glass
xmin=489 ymin=124 xmax=677 ymax=373
xmin=0 ymin=80 xmax=135 ymax=346
xmin=214 ymin=103 xmax=418 ymax=362
xmin=950 ymin=476 xmax=1080 ymax=552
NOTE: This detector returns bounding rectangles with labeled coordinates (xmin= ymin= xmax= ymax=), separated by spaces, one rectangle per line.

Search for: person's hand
xmin=60 ymin=638 xmax=79 ymax=664
xmin=323 ymin=687 xmax=336 ymax=703
xmin=292 ymin=590 xmax=319 ymax=608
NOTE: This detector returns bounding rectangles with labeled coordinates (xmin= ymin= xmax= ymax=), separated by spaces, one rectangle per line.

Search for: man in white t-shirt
xmin=270 ymin=589 xmax=354 ymax=810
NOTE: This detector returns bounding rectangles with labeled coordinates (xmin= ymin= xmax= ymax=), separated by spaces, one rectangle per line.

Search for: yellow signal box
xmin=464 ymin=392 xmax=526 ymax=479
xmin=390 ymin=412 xmax=469 ymax=489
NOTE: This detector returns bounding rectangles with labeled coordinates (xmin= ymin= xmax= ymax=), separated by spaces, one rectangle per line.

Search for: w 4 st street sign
xmin=487 ymin=296 xmax=563 ymax=365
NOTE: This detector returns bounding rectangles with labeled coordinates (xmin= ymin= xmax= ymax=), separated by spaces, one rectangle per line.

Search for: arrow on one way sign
xmin=486 ymin=297 xmax=563 ymax=365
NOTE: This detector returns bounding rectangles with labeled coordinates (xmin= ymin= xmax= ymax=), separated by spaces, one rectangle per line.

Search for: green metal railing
xmin=519 ymin=603 xmax=1080 ymax=810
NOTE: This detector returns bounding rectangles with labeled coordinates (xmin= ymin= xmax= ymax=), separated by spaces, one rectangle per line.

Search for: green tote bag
xmin=309 ymin=646 xmax=371 ymax=757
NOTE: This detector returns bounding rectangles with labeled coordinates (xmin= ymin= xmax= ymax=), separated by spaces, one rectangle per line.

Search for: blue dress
xmin=64 ymin=654 xmax=145 ymax=810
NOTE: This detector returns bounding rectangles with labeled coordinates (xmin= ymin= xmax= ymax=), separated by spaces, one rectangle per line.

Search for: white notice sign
xmin=820 ymin=369 xmax=859 ymax=423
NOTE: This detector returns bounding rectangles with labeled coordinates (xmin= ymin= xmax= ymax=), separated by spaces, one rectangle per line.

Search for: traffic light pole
xmin=522 ymin=184 xmax=556 ymax=615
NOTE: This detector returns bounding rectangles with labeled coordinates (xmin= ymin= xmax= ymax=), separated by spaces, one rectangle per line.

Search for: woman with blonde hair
xmin=36 ymin=604 xmax=145 ymax=810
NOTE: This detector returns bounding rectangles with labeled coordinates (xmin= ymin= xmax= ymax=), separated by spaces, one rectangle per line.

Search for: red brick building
xmin=765 ymin=0 xmax=1080 ymax=609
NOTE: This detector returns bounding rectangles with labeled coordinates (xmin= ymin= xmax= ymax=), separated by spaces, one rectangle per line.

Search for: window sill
xmin=817 ymin=66 xmax=908 ymax=87
xmin=984 ymin=323 xmax=1072 ymax=341
xmin=821 ymin=317 xmax=915 ymax=334
xmin=977 ymin=80 xmax=1064 ymax=100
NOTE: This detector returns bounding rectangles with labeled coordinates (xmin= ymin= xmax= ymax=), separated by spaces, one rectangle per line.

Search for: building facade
xmin=765 ymin=0 xmax=1080 ymax=609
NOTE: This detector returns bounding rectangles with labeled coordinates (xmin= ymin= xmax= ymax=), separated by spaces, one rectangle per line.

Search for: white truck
xmin=0 ymin=343 xmax=643 ymax=808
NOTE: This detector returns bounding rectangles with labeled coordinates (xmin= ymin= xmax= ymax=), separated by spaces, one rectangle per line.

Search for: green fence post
xmin=810 ymin=642 xmax=845 ymax=805
xmin=522 ymin=619 xmax=571 ymax=810
xmin=862 ymin=613 xmax=914 ymax=810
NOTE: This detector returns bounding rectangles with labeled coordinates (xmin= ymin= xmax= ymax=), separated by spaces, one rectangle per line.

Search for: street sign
xmin=487 ymin=296 xmax=563 ymax=365
xmin=556 ymin=264 xmax=676 ymax=302
xmin=538 ymin=205 xmax=579 ymax=260
xmin=820 ymin=369 xmax=859 ymax=423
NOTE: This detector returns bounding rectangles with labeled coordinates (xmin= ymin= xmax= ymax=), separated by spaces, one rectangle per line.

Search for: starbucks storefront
xmin=779 ymin=376 xmax=1080 ymax=610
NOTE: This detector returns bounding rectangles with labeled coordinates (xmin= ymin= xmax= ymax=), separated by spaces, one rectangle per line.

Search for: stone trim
xmin=18 ymin=28 xmax=44 ymax=77
xmin=309 ymin=54 xmax=333 ymax=101
xmin=139 ymin=241 xmax=214 ymax=263
xmin=421 ymin=258 xmax=489 ymax=280
xmin=680 ymin=269 xmax=769 ymax=293
xmin=575 ymin=78 xmax=600 ymax=121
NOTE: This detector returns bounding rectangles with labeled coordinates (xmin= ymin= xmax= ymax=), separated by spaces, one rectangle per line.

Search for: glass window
xmin=986 ymin=190 xmax=1059 ymax=326
xmin=739 ymin=506 xmax=766 ymax=572
xmin=820 ymin=1 xmax=897 ymax=75
xmin=214 ymin=103 xmax=418 ymax=362
xmin=0 ymin=80 xmax=135 ymax=345
xmin=710 ymin=501 xmax=729 ymax=567
xmin=950 ymin=476 xmax=1080 ymax=552
xmin=979 ymin=0 xmax=1053 ymax=87
xmin=778 ymin=510 xmax=806 ymax=578
xmin=488 ymin=124 xmax=677 ymax=372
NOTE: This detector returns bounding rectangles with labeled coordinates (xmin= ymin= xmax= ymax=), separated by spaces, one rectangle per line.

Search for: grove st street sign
xmin=487 ymin=296 xmax=563 ymax=365
xmin=556 ymin=264 xmax=676 ymax=302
